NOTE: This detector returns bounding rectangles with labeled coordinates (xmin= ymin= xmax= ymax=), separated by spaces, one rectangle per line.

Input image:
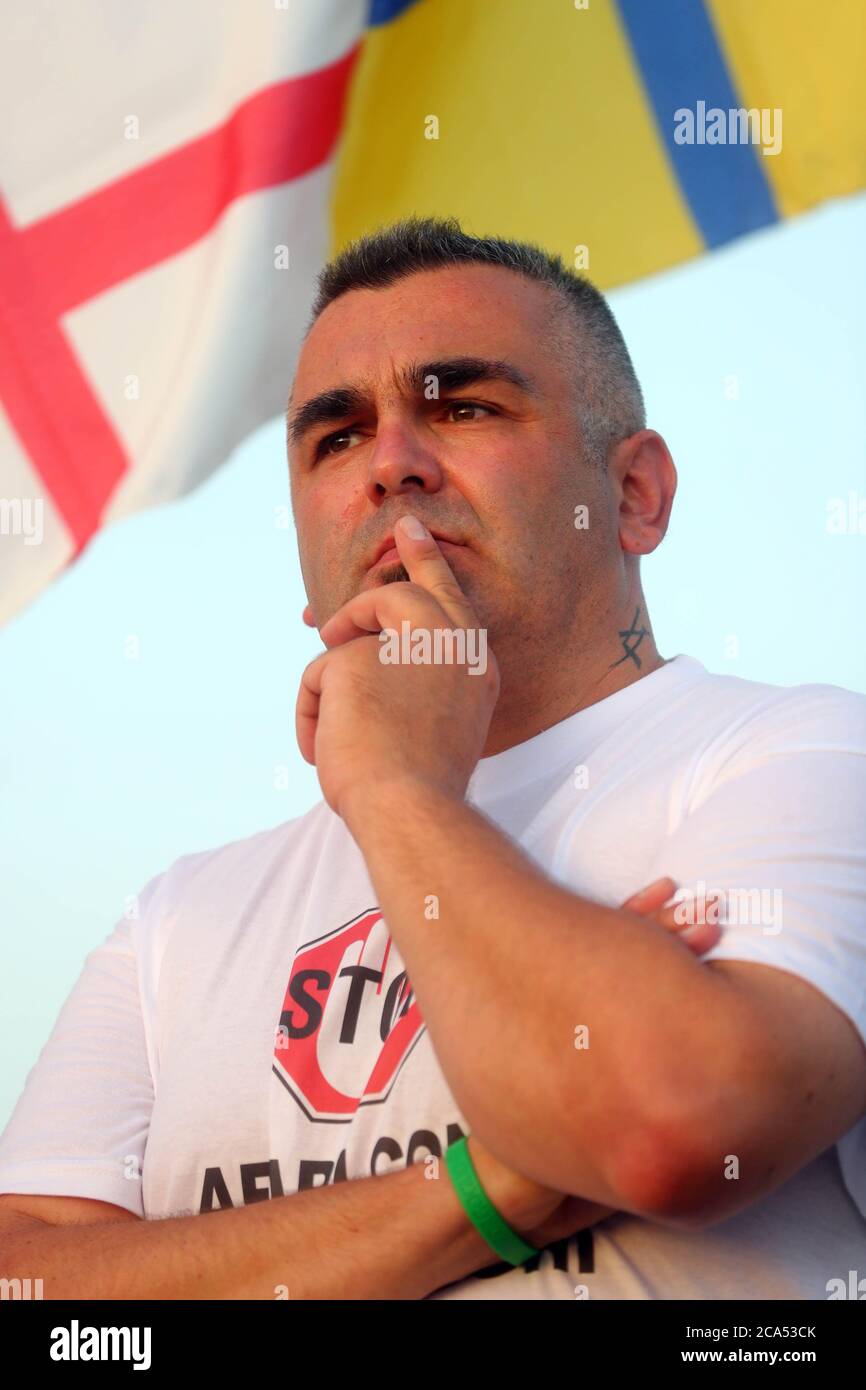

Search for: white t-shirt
xmin=1 ymin=654 xmax=865 ymax=1300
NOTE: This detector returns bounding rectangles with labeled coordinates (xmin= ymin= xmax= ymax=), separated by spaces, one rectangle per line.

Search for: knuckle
xmin=303 ymin=649 xmax=329 ymax=679
xmin=404 ymin=583 xmax=435 ymax=612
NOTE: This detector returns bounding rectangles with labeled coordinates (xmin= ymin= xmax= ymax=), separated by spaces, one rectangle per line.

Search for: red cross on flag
xmin=0 ymin=0 xmax=365 ymax=625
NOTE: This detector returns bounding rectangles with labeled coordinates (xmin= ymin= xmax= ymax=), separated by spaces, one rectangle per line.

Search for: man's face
xmin=288 ymin=263 xmax=618 ymax=654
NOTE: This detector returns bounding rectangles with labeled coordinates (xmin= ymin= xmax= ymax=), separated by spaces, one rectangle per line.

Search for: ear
xmin=608 ymin=429 xmax=677 ymax=556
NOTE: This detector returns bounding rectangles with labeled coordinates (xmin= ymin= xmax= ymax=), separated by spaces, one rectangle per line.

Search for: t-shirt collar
xmin=466 ymin=655 xmax=707 ymax=803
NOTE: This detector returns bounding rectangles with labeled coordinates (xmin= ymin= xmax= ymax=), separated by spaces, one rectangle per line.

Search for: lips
xmin=366 ymin=529 xmax=464 ymax=570
xmin=371 ymin=541 xmax=400 ymax=568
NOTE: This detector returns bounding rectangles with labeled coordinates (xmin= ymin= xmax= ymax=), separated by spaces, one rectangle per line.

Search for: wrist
xmin=339 ymin=775 xmax=466 ymax=841
xmin=463 ymin=1136 xmax=559 ymax=1234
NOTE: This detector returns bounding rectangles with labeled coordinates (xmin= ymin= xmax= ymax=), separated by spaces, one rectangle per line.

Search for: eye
xmin=315 ymin=426 xmax=363 ymax=459
xmin=445 ymin=401 xmax=495 ymax=423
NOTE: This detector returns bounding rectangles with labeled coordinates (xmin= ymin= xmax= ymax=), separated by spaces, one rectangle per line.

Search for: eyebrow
xmin=286 ymin=385 xmax=367 ymax=450
xmin=286 ymin=356 xmax=539 ymax=450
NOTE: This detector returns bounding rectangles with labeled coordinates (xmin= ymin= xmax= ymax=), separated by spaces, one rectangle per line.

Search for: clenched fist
xmin=297 ymin=514 xmax=500 ymax=822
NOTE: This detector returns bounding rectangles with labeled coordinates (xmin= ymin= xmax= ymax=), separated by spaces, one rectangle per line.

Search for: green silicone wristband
xmin=445 ymin=1137 xmax=540 ymax=1267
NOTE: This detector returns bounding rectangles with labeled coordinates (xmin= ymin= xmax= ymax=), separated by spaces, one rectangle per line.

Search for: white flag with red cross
xmin=0 ymin=0 xmax=366 ymax=625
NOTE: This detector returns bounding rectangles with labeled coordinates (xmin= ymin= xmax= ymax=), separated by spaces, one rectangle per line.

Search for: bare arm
xmin=339 ymin=777 xmax=744 ymax=1207
xmin=0 ymin=1137 xmax=608 ymax=1301
xmin=1 ymin=1166 xmax=487 ymax=1301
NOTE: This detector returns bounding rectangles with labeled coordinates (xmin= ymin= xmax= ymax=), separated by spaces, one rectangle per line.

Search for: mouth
xmin=366 ymin=529 xmax=466 ymax=572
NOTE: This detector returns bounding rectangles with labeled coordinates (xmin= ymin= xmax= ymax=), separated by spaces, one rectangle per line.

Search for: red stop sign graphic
xmin=273 ymin=908 xmax=426 ymax=1121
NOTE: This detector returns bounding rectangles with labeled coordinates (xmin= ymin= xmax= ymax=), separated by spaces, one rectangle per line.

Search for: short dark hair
xmin=307 ymin=215 xmax=646 ymax=465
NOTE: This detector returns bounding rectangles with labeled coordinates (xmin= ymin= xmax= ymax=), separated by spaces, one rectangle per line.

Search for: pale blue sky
xmin=2 ymin=193 xmax=865 ymax=1126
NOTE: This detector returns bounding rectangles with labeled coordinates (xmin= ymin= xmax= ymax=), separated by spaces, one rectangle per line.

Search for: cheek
xmin=481 ymin=459 xmax=592 ymax=574
xmin=297 ymin=484 xmax=365 ymax=589
xmin=298 ymin=485 xmax=353 ymax=540
xmin=462 ymin=453 xmax=522 ymax=523
xmin=470 ymin=456 xmax=549 ymax=542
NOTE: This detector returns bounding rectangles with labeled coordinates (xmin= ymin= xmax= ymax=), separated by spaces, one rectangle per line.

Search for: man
xmin=1 ymin=217 xmax=864 ymax=1300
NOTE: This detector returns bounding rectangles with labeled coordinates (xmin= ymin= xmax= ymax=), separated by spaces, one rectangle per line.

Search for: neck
xmin=482 ymin=597 xmax=665 ymax=757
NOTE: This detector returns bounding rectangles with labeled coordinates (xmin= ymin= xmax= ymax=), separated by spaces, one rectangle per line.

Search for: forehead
xmin=292 ymin=263 xmax=567 ymax=400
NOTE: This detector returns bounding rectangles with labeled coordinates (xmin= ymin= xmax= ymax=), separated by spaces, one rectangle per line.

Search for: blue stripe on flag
xmin=615 ymin=0 xmax=779 ymax=247
xmin=368 ymin=0 xmax=421 ymax=26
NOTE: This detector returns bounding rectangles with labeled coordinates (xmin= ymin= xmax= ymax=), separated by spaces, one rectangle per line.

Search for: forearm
xmin=1 ymin=1160 xmax=504 ymax=1301
xmin=344 ymin=779 xmax=750 ymax=1206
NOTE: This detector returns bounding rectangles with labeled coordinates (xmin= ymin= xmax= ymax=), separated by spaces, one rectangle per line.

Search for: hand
xmin=466 ymin=1134 xmax=616 ymax=1250
xmin=464 ymin=877 xmax=722 ymax=1248
xmin=621 ymin=875 xmax=722 ymax=956
xmin=296 ymin=516 xmax=499 ymax=823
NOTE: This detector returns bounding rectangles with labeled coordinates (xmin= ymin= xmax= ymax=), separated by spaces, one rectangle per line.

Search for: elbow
xmin=608 ymin=1122 xmax=732 ymax=1232
xmin=603 ymin=1002 xmax=770 ymax=1230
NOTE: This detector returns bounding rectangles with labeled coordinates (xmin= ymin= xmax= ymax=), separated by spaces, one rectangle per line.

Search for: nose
xmin=364 ymin=420 xmax=445 ymax=503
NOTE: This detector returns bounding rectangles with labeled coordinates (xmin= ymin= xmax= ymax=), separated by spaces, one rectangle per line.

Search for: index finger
xmin=390 ymin=515 xmax=479 ymax=628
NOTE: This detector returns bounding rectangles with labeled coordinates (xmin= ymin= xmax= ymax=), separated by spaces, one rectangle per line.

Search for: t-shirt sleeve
xmin=0 ymin=889 xmax=159 ymax=1217
xmin=645 ymin=687 xmax=866 ymax=1054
